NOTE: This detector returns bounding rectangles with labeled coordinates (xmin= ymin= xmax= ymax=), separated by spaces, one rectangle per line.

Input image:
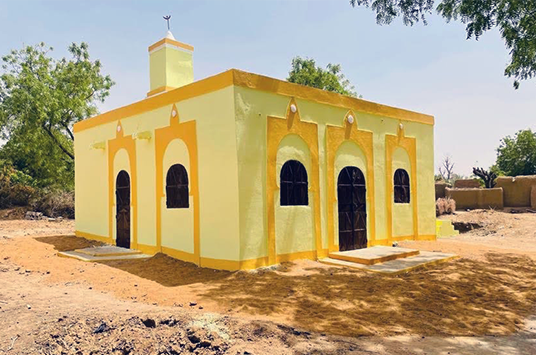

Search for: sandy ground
xmin=0 ymin=210 xmax=536 ymax=354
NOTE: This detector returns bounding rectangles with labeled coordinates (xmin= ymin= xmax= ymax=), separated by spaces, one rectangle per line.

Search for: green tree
xmin=495 ymin=129 xmax=536 ymax=176
xmin=0 ymin=42 xmax=113 ymax=188
xmin=287 ymin=57 xmax=358 ymax=97
xmin=350 ymin=0 xmax=536 ymax=88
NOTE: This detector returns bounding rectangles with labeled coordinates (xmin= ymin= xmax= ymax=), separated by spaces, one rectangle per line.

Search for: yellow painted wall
xmin=75 ymin=121 xmax=117 ymax=240
xmin=407 ymin=121 xmax=436 ymax=238
xmin=75 ymin=68 xmax=435 ymax=270
xmin=233 ymin=85 xmax=436 ymax=262
xmin=149 ymin=46 xmax=193 ymax=91
xmin=75 ymin=87 xmax=240 ymax=262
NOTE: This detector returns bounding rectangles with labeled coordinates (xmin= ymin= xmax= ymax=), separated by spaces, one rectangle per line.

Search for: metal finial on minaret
xmin=163 ymin=15 xmax=171 ymax=30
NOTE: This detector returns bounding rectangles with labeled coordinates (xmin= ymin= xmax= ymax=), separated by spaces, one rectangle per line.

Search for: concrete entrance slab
xmin=329 ymin=246 xmax=419 ymax=265
xmin=58 ymin=246 xmax=151 ymax=262
xmin=320 ymin=251 xmax=458 ymax=274
xmin=75 ymin=246 xmax=142 ymax=257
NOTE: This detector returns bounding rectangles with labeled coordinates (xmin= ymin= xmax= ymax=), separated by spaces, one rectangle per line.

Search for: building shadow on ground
xmin=200 ymin=253 xmax=536 ymax=338
xmin=34 ymin=235 xmax=536 ymax=337
xmin=35 ymin=235 xmax=104 ymax=251
xmin=98 ymin=253 xmax=233 ymax=287
xmin=34 ymin=235 xmax=233 ymax=287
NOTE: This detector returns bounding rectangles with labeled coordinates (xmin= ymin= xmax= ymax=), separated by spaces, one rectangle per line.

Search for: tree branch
xmin=41 ymin=123 xmax=74 ymax=160
xmin=61 ymin=122 xmax=74 ymax=141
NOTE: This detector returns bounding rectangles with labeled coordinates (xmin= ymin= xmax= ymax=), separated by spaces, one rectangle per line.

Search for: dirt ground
xmin=1 ymin=210 xmax=536 ymax=354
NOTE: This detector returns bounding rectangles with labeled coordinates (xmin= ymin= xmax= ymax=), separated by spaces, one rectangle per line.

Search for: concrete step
xmin=75 ymin=246 xmax=142 ymax=257
xmin=58 ymin=250 xmax=151 ymax=262
xmin=320 ymin=251 xmax=458 ymax=274
xmin=328 ymin=246 xmax=419 ymax=265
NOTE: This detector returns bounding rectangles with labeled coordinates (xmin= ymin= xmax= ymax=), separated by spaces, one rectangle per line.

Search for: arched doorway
xmin=115 ymin=170 xmax=131 ymax=249
xmin=337 ymin=167 xmax=367 ymax=251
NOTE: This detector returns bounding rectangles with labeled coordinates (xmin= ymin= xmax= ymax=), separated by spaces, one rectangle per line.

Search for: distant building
xmin=74 ymin=31 xmax=436 ymax=270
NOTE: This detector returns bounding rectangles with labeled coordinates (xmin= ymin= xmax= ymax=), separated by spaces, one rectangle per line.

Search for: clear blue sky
xmin=1 ymin=0 xmax=535 ymax=176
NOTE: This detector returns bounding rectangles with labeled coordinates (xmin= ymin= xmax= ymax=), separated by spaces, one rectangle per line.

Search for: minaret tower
xmin=147 ymin=15 xmax=194 ymax=97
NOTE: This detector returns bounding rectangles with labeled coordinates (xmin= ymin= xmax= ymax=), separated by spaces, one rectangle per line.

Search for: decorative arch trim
xmin=326 ymin=110 xmax=375 ymax=252
xmin=385 ymin=123 xmax=418 ymax=241
xmin=154 ymin=104 xmax=200 ymax=264
xmin=108 ymin=120 xmax=138 ymax=248
xmin=267 ymin=98 xmax=323 ymax=264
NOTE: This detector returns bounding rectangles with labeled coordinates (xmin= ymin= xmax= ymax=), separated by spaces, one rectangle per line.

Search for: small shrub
xmin=32 ymin=190 xmax=74 ymax=219
xmin=436 ymin=197 xmax=456 ymax=216
xmin=0 ymin=163 xmax=37 ymax=208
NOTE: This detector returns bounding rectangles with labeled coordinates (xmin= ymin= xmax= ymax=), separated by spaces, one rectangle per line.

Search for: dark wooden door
xmin=115 ymin=170 xmax=130 ymax=249
xmin=337 ymin=167 xmax=367 ymax=251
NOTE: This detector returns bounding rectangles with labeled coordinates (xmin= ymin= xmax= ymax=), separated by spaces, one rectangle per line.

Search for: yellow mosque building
xmin=73 ymin=31 xmax=436 ymax=270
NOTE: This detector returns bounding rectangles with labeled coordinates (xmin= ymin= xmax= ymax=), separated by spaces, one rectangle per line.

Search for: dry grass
xmin=436 ymin=197 xmax=456 ymax=216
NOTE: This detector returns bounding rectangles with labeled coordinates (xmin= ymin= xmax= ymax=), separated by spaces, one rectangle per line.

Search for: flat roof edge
xmin=73 ymin=70 xmax=234 ymax=133
xmin=74 ymin=69 xmax=433 ymax=134
xmin=231 ymin=70 xmax=434 ymax=125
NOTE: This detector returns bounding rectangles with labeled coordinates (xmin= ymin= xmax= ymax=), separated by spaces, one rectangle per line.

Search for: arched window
xmin=166 ymin=164 xmax=189 ymax=208
xmin=394 ymin=169 xmax=410 ymax=203
xmin=280 ymin=160 xmax=308 ymax=206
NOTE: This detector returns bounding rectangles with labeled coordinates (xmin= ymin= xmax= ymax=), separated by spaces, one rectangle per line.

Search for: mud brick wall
xmin=495 ymin=175 xmax=536 ymax=207
xmin=446 ymin=187 xmax=503 ymax=210
xmin=435 ymin=182 xmax=447 ymax=199
xmin=454 ymin=179 xmax=481 ymax=188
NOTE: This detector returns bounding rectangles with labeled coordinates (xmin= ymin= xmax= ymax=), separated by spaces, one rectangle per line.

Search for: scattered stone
xmin=198 ymin=340 xmax=211 ymax=348
xmin=93 ymin=322 xmax=109 ymax=334
xmin=189 ymin=301 xmax=197 ymax=307
xmin=142 ymin=318 xmax=156 ymax=328
xmin=160 ymin=318 xmax=180 ymax=327
xmin=187 ymin=333 xmax=201 ymax=344
xmin=25 ymin=211 xmax=47 ymax=220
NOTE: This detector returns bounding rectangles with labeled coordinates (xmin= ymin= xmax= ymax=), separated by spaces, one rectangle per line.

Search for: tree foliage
xmin=287 ymin=57 xmax=358 ymax=97
xmin=350 ymin=0 xmax=536 ymax=88
xmin=495 ymin=129 xmax=536 ymax=176
xmin=0 ymin=42 xmax=113 ymax=188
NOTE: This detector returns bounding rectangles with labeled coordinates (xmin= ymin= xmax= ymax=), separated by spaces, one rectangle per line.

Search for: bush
xmin=0 ymin=161 xmax=74 ymax=218
xmin=32 ymin=189 xmax=74 ymax=219
xmin=436 ymin=197 xmax=456 ymax=216
xmin=0 ymin=163 xmax=37 ymax=208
